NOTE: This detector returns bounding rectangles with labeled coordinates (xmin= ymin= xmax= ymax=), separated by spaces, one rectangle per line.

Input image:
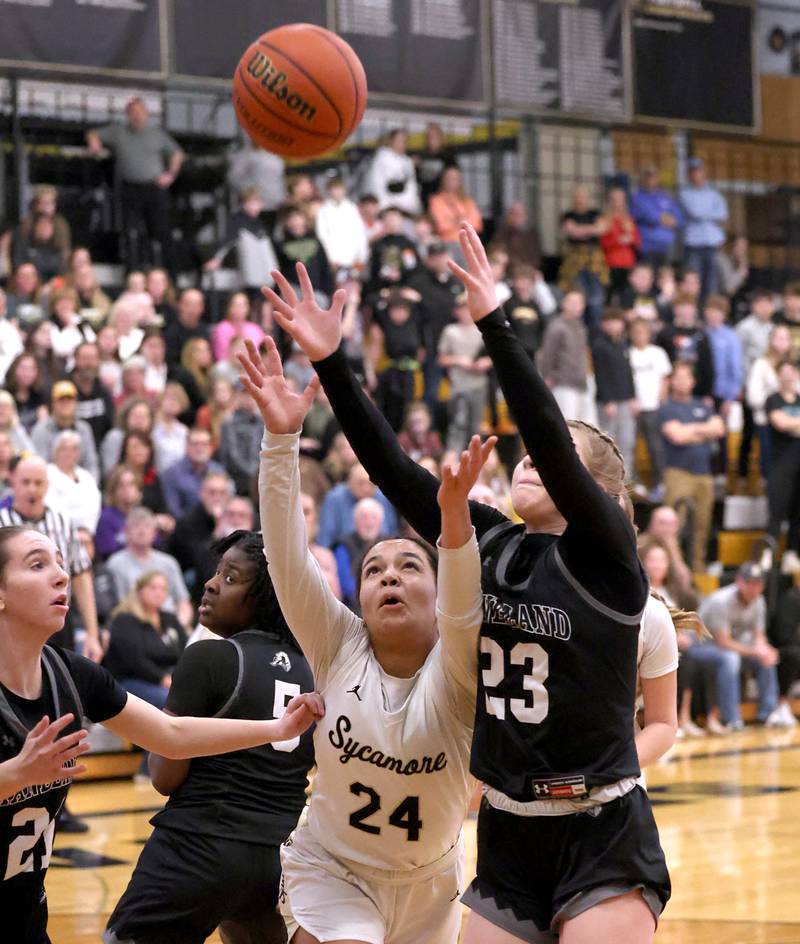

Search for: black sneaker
xmin=57 ymin=807 xmax=90 ymax=834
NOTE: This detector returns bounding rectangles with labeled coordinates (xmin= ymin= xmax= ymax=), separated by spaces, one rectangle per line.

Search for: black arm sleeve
xmin=313 ymin=347 xmax=507 ymax=545
xmin=476 ymin=310 xmax=646 ymax=612
xmin=165 ymin=641 xmax=239 ymax=718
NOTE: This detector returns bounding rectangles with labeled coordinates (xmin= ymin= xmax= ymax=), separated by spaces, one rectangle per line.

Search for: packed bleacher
xmin=1 ymin=100 xmax=799 ymax=757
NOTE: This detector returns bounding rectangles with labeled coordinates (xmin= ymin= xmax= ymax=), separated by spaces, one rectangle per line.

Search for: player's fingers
xmin=54 ymin=729 xmax=88 ymax=754
xmin=330 ymin=288 xmax=347 ymax=321
xmin=262 ymin=335 xmax=284 ymax=377
xmin=273 ymin=309 xmax=301 ymax=340
xmin=40 ymin=713 xmax=75 ymax=745
xmin=301 ymin=374 xmax=321 ymax=409
xmin=446 ymin=258 xmax=475 ymax=287
xmin=237 ymin=344 xmax=265 ymax=386
xmin=459 ymin=226 xmax=480 ymax=273
xmin=480 ymin=435 xmax=498 ymax=464
xmin=305 ymin=692 xmax=325 ymax=717
xmin=296 ymin=263 xmax=316 ymax=302
xmin=61 ymin=763 xmax=87 ymax=779
xmin=271 ymin=270 xmax=299 ymax=309
xmin=27 ymin=715 xmax=51 ymax=742
xmin=261 ymin=284 xmax=294 ymax=320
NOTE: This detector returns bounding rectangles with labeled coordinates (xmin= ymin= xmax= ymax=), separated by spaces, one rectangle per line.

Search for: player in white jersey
xmin=239 ymin=337 xmax=489 ymax=944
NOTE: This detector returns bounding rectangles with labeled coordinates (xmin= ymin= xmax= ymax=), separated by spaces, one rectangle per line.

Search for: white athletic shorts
xmin=279 ymin=822 xmax=464 ymax=944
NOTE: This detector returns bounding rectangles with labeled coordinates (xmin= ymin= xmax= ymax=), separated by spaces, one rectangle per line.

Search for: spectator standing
xmin=428 ymin=166 xmax=483 ymax=249
xmin=163 ymin=289 xmax=209 ymax=368
xmin=717 ymin=236 xmax=751 ymax=302
xmin=275 ymin=205 xmax=334 ymax=302
xmin=226 ymin=134 xmax=286 ymax=213
xmin=591 ymin=307 xmax=637 ymax=478
xmin=365 ymin=207 xmax=419 ymax=302
xmin=558 ymin=184 xmax=609 ymax=333
xmin=776 ymin=280 xmax=800 ymax=358
xmin=0 ymin=288 xmax=23 ymax=384
xmin=659 ymin=363 xmax=726 ymax=572
xmin=203 ymin=188 xmax=278 ymax=296
xmin=736 ymin=290 xmax=776 ymax=479
xmin=95 ymin=466 xmax=143 ymax=560
xmin=537 ymin=288 xmax=595 ymax=423
xmin=211 ymin=292 xmax=265 ymax=363
xmin=599 ymin=187 xmax=641 ymax=302
xmin=316 ymin=463 xmax=399 ymax=549
xmin=31 ymin=380 xmax=100 ymax=482
xmin=218 ymin=385 xmax=264 ymax=496
xmin=414 ymin=122 xmax=459 ymax=207
xmin=765 ymin=360 xmax=800 ymax=574
xmin=656 ymin=293 xmax=715 ymax=399
xmin=697 ymin=564 xmax=780 ymax=729
xmin=769 ymin=577 xmax=800 ymax=727
xmin=679 ymin=158 xmax=728 ymax=299
xmin=357 ymin=194 xmax=383 ymax=243
xmin=70 ymin=341 xmax=115 ymax=449
xmin=504 ymin=265 xmax=552 ymax=360
xmin=630 ymin=167 xmax=682 ymax=268
xmin=315 ymin=176 xmax=369 ymax=276
xmin=0 ymin=390 xmax=35 ymax=454
xmin=162 ymin=428 xmax=225 ymax=520
xmin=4 ymin=352 xmax=47 ymax=432
xmin=364 ymin=128 xmax=421 ymax=215
xmin=489 ymin=201 xmax=542 ymax=271
xmin=87 ymin=97 xmax=184 ymax=274
xmin=703 ymin=295 xmax=744 ymax=473
xmin=747 ymin=325 xmax=795 ymax=477
xmin=45 ymin=430 xmax=101 ymax=534
xmin=629 ymin=319 xmax=672 ymax=495
xmin=369 ymin=293 xmax=425 ymax=433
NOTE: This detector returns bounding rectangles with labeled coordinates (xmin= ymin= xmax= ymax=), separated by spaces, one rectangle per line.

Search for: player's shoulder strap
xmin=213 ymin=635 xmax=248 ymax=719
xmin=42 ymin=646 xmax=86 ymax=726
xmin=478 ymin=518 xmax=520 ymax=557
xmin=478 ymin=519 xmax=531 ymax=592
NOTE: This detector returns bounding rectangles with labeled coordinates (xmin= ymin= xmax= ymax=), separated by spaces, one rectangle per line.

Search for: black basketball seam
xmin=306 ymin=25 xmax=363 ymax=139
xmin=256 ymin=37 xmax=343 ymax=139
xmin=234 ymin=64 xmax=336 ymax=140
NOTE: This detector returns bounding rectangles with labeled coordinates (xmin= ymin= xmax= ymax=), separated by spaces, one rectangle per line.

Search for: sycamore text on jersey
xmin=329 ymin=715 xmax=448 ymax=775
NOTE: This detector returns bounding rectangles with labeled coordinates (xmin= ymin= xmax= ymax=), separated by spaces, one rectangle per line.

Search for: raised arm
xmin=238 ymin=338 xmax=363 ymax=678
xmin=261 ymin=266 xmax=506 ymax=545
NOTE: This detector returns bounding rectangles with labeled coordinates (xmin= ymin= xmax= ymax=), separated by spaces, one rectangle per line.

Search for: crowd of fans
xmin=0 ymin=99 xmax=799 ymax=768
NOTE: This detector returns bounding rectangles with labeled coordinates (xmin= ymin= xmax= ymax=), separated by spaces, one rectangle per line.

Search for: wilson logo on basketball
xmin=245 ymin=51 xmax=317 ymax=123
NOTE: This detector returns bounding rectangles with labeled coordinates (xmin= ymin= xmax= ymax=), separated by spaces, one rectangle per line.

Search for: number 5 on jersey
xmin=481 ymin=639 xmax=549 ymax=724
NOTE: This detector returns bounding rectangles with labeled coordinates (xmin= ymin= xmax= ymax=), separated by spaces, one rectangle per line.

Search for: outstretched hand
xmin=447 ymin=223 xmax=498 ymax=323
xmin=275 ymin=692 xmax=325 ymax=741
xmin=237 ymin=336 xmax=320 ymax=435
xmin=262 ymin=264 xmax=347 ymax=362
xmin=437 ymin=435 xmax=498 ymax=510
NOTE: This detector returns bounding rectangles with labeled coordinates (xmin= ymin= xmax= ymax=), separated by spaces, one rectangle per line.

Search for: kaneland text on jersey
xmin=482 ymin=594 xmax=572 ymax=640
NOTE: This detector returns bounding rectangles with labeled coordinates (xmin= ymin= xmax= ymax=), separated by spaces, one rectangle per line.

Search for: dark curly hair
xmin=210 ymin=529 xmax=298 ymax=648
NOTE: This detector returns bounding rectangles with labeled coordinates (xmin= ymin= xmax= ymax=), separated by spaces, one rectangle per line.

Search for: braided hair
xmin=566 ymin=419 xmax=626 ymax=500
xmin=211 ymin=529 xmax=298 ymax=648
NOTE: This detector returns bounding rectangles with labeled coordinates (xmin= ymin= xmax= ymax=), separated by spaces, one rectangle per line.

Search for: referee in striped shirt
xmin=0 ymin=454 xmax=102 ymax=662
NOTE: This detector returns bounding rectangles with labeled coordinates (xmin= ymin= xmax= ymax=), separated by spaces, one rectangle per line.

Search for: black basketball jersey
xmin=0 ymin=648 xmax=84 ymax=944
xmin=151 ymin=630 xmax=315 ymax=846
xmin=471 ymin=522 xmax=643 ymax=802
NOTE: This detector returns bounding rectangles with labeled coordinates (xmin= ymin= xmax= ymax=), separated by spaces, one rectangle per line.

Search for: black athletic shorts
xmin=462 ymin=786 xmax=671 ymax=943
xmin=4 ymin=880 xmax=49 ymax=944
xmin=104 ymin=826 xmax=283 ymax=944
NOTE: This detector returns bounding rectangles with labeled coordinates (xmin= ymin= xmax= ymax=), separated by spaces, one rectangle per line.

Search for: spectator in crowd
xmin=679 ymin=157 xmax=728 ymax=299
xmin=558 ymin=184 xmax=609 ymax=333
xmin=414 ymin=122 xmax=459 ymax=207
xmin=152 ymin=383 xmax=190 ymax=475
xmin=334 ymin=497 xmax=387 ymax=608
xmin=300 ymin=491 xmax=341 ymax=600
xmin=630 ymin=167 xmax=683 ymax=267
xmin=95 ymin=465 xmax=143 ymax=561
xmin=168 ymin=471 xmax=235 ymax=604
xmin=0 ymin=432 xmax=14 ymax=502
xmin=217 ymin=383 xmax=263 ymax=496
xmin=4 ymin=351 xmax=47 ymax=432
xmin=600 ymin=187 xmax=641 ymax=302
xmin=180 ymin=336 xmax=213 ymax=407
xmin=115 ymin=355 xmax=152 ymax=411
xmin=747 ymin=325 xmax=796 ymax=479
xmin=369 ymin=293 xmax=425 ymax=433
xmin=591 ymin=307 xmax=637 ymax=478
xmin=736 ymin=289 xmax=776 ymax=480
xmin=397 ymin=400 xmax=443 ymax=463
xmin=104 ymin=571 xmax=187 ymax=710
xmin=358 ymin=193 xmax=383 ymax=243
xmin=504 ymin=265 xmax=550 ymax=360
xmin=107 ymin=294 xmax=146 ymax=362
xmin=45 ymin=429 xmax=101 ymax=534
xmin=145 ymin=268 xmax=177 ymax=326
xmin=25 ymin=318 xmax=61 ymax=393
xmin=140 ymin=329 xmax=171 ymax=397
xmin=194 ymin=377 xmax=236 ymax=451
xmin=659 ymin=362 xmax=726 ymax=572
xmin=697 ymin=563 xmax=780 ymax=729
xmin=96 ymin=323 xmax=122 ymax=394
xmin=49 ymin=288 xmax=96 ymax=367
xmin=366 ymin=206 xmax=420 ymax=301
xmin=428 ymin=166 xmax=483 ymax=249
xmin=274 ymin=204 xmax=334 ymax=302
xmin=11 ymin=213 xmax=65 ymax=283
xmin=629 ymin=318 xmax=672 ymax=497
xmin=537 ymin=288 xmax=595 ymax=423
xmin=163 ymin=289 xmax=209 ymax=367
xmin=6 ymin=262 xmax=45 ymax=327
xmin=645 ymin=504 xmax=695 ymax=598
xmin=4 ymin=185 xmax=71 ymax=268
xmin=704 ymin=294 xmax=744 ymax=420
xmin=437 ymin=295 xmax=492 ymax=453
xmin=107 ymin=506 xmax=193 ymax=628
xmin=70 ymin=340 xmax=115 ymax=449
xmin=204 ymin=187 xmax=279 ymax=298
xmin=364 ymin=128 xmax=421 ymax=215
xmin=489 ymin=201 xmax=542 ymax=271
xmin=127 ymin=271 xmax=148 ymax=295
xmin=87 ymin=97 xmax=184 ymax=274
xmin=118 ymin=431 xmax=172 ymax=531
xmin=0 ymin=390 xmax=34 ymax=454
xmin=31 ymin=379 xmax=100 ymax=482
xmin=315 ymin=175 xmax=370 ymax=276
xmin=776 ymin=280 xmax=800 ymax=357
xmin=717 ymin=235 xmax=751 ymax=301
xmin=765 ymin=359 xmax=800 ymax=575
xmin=656 ymin=293 xmax=715 ymax=400
xmin=101 ymin=398 xmax=154 ymax=475
xmin=316 ymin=462 xmax=398 ymax=549
xmin=0 ymin=289 xmax=24 ymax=384
xmin=162 ymin=427 xmax=225 ymax=520
xmin=227 ymin=132 xmax=286 ymax=213
xmin=211 ymin=291 xmax=265 ymax=363
xmin=70 ymin=261 xmax=112 ymax=326
xmin=769 ymin=575 xmax=800 ymax=727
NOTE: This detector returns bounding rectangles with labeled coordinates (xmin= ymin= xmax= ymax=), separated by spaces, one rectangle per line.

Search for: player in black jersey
xmin=105 ymin=530 xmax=316 ymax=944
xmin=0 ymin=525 xmax=323 ymax=944
xmin=262 ymin=239 xmax=670 ymax=944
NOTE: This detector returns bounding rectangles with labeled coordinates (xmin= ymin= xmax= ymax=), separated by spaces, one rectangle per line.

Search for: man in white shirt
xmin=628 ymin=318 xmax=672 ymax=498
xmin=316 ymin=176 xmax=369 ymax=275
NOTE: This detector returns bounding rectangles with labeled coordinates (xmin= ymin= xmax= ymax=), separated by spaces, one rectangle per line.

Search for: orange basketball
xmin=232 ymin=23 xmax=367 ymax=159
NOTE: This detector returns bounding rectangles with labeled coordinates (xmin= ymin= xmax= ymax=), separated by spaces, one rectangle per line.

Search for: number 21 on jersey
xmin=481 ymin=638 xmax=549 ymax=724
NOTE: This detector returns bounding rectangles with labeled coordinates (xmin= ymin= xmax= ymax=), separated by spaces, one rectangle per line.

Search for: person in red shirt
xmin=601 ymin=187 xmax=641 ymax=304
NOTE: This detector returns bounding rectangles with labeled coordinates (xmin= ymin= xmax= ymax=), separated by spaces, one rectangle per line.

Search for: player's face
xmin=510 ymin=453 xmax=568 ymax=533
xmin=198 ymin=546 xmax=259 ymax=636
xmin=359 ymin=540 xmax=437 ymax=643
xmin=0 ymin=532 xmax=69 ymax=639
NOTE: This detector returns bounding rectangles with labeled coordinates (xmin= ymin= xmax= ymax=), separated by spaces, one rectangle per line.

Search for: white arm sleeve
xmin=435 ymin=528 xmax=482 ymax=722
xmin=259 ymin=429 xmax=362 ymax=681
xmin=639 ymin=596 xmax=680 ymax=680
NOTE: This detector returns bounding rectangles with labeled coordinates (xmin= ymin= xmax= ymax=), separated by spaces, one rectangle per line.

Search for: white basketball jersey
xmin=307 ymin=627 xmax=474 ymax=871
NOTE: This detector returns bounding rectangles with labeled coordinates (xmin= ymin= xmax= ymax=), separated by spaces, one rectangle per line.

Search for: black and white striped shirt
xmin=0 ymin=504 xmax=92 ymax=576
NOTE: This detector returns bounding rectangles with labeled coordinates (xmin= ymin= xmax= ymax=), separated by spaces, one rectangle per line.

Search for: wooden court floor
xmin=48 ymin=726 xmax=800 ymax=943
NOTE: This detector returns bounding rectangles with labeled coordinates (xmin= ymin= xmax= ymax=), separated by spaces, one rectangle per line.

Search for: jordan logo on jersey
xmin=271 ymin=651 xmax=292 ymax=672
xmin=483 ymin=594 xmax=572 ymax=641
